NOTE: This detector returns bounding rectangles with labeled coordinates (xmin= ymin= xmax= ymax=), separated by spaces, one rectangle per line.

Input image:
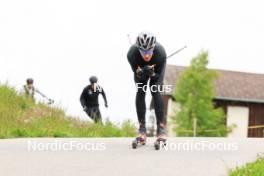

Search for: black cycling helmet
xmin=89 ymin=76 xmax=98 ymax=84
xmin=26 ymin=78 xmax=34 ymax=84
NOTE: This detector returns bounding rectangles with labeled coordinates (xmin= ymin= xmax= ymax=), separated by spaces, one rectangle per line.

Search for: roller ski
xmin=132 ymin=127 xmax=147 ymax=149
xmin=154 ymin=124 xmax=167 ymax=150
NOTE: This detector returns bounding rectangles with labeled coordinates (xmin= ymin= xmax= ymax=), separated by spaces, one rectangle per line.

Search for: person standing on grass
xmin=80 ymin=76 xmax=108 ymax=123
xmin=23 ymin=78 xmax=54 ymax=104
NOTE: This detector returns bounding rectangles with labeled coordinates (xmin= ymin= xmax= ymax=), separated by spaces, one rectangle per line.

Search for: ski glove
xmin=136 ymin=65 xmax=155 ymax=81
xmin=48 ymin=99 xmax=54 ymax=105
xmin=144 ymin=65 xmax=155 ymax=77
xmin=83 ymin=106 xmax=88 ymax=112
xmin=136 ymin=67 xmax=143 ymax=78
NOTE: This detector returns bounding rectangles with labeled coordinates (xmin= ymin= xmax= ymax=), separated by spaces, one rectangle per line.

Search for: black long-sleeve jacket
xmin=80 ymin=84 xmax=107 ymax=108
xmin=127 ymin=42 xmax=167 ymax=80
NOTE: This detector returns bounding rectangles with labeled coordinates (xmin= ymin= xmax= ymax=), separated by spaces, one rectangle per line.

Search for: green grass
xmin=229 ymin=157 xmax=264 ymax=176
xmin=0 ymin=84 xmax=136 ymax=138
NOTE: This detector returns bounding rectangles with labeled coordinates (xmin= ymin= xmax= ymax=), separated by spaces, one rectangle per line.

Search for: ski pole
xmin=167 ymin=45 xmax=187 ymax=59
xmin=36 ymin=90 xmax=54 ymax=104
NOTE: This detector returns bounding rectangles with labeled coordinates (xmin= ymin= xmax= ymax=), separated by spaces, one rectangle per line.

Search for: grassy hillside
xmin=229 ymin=157 xmax=264 ymax=176
xmin=0 ymin=84 xmax=136 ymax=138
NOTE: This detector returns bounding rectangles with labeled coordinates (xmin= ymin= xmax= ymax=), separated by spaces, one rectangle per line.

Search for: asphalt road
xmin=0 ymin=138 xmax=263 ymax=176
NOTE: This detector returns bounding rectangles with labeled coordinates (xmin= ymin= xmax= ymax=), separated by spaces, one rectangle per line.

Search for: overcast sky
xmin=1 ymin=0 xmax=264 ymax=123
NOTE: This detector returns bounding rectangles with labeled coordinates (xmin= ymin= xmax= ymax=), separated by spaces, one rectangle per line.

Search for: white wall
xmin=227 ymin=106 xmax=249 ymax=138
xmin=167 ymin=98 xmax=181 ymax=136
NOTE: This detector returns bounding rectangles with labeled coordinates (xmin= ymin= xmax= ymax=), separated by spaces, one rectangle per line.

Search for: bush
xmin=229 ymin=157 xmax=264 ymax=176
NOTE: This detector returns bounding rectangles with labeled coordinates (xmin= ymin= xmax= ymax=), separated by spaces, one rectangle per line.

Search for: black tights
xmin=85 ymin=107 xmax=102 ymax=123
xmin=135 ymin=75 xmax=165 ymax=128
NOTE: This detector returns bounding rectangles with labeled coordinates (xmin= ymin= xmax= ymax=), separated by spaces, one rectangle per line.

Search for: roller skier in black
xmin=80 ymin=76 xmax=108 ymax=123
xmin=127 ymin=31 xmax=167 ymax=148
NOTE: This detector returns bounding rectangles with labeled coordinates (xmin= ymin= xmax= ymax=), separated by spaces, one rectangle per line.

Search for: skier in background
xmin=127 ymin=31 xmax=167 ymax=143
xmin=80 ymin=76 xmax=108 ymax=123
xmin=23 ymin=78 xmax=54 ymax=104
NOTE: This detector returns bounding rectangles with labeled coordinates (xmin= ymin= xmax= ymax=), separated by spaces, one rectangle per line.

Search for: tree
xmin=172 ymin=51 xmax=229 ymax=137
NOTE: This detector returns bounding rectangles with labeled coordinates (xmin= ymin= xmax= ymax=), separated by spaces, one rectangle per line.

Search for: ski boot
xmin=132 ymin=127 xmax=147 ymax=149
xmin=154 ymin=124 xmax=167 ymax=150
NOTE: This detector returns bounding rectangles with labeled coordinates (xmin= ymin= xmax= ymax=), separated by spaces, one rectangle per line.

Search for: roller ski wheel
xmin=132 ymin=136 xmax=146 ymax=149
xmin=154 ymin=138 xmax=167 ymax=150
